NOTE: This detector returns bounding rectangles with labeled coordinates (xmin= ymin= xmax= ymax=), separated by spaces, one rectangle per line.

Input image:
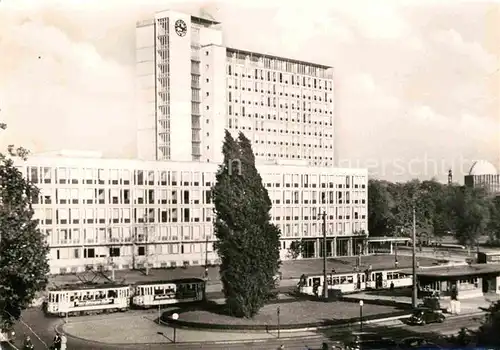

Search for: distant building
xmin=464 ymin=160 xmax=500 ymax=195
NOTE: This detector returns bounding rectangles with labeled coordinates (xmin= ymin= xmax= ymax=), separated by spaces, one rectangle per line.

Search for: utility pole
xmin=205 ymin=236 xmax=209 ymax=267
xmin=412 ymin=205 xmax=418 ymax=308
xmin=204 ymin=236 xmax=209 ymax=279
xmin=144 ymin=215 xmax=149 ymax=276
xmin=322 ymin=211 xmax=328 ymax=300
xmin=132 ymin=226 xmax=136 ymax=271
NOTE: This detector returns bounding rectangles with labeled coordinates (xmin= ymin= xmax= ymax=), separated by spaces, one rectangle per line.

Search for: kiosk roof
xmin=401 ymin=263 xmax=500 ymax=278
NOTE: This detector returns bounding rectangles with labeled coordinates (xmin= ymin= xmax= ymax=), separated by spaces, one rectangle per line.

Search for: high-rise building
xmin=10 ymin=10 xmax=367 ymax=275
xmin=136 ymin=10 xmax=334 ymax=166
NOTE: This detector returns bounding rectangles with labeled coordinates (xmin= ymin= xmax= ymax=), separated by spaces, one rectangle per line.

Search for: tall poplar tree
xmin=0 ymin=123 xmax=50 ymax=331
xmin=212 ymin=130 xmax=281 ymax=318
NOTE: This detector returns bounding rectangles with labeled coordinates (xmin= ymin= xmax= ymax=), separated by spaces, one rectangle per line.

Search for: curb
xmin=56 ymin=313 xmax=412 ymax=346
xmin=55 ymin=310 xmax=487 ymax=347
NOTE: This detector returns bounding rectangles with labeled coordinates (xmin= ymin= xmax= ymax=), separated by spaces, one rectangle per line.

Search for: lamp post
xmin=171 ymin=313 xmax=179 ymax=343
xmin=412 ymin=205 xmax=418 ymax=309
xmin=277 ymin=306 xmax=281 ymax=339
xmin=359 ymin=300 xmax=364 ymax=332
xmin=322 ymin=211 xmax=328 ymax=300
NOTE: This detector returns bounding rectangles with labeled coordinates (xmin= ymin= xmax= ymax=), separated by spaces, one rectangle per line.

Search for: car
xmin=407 ymin=308 xmax=445 ymax=325
xmin=344 ymin=332 xmax=398 ymax=350
xmin=399 ymin=337 xmax=443 ymax=349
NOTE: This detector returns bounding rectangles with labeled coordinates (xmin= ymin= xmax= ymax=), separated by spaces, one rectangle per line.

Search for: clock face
xmin=174 ymin=19 xmax=187 ymax=37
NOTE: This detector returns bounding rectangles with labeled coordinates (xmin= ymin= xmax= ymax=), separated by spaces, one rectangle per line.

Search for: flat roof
xmin=134 ymin=278 xmax=205 ymax=286
xmin=401 ymin=263 xmax=500 ymax=278
xmin=191 ymin=15 xmax=220 ymax=26
xmin=225 ymin=47 xmax=332 ymax=70
xmin=367 ymin=237 xmax=411 ymax=243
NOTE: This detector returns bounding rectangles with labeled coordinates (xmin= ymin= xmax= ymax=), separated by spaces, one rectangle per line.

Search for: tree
xmin=448 ymin=186 xmax=491 ymax=246
xmin=287 ymin=240 xmax=304 ymax=259
xmin=212 ymin=130 xmax=281 ymax=318
xmin=474 ymin=300 xmax=500 ymax=347
xmin=487 ymin=196 xmax=500 ymax=245
xmin=0 ymin=124 xmax=50 ymax=331
xmin=367 ymin=180 xmax=395 ymax=236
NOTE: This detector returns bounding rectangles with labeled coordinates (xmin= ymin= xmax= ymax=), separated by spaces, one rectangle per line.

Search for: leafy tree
xmin=212 ymin=130 xmax=281 ymax=318
xmin=367 ymin=180 xmax=395 ymax=236
xmin=487 ymin=196 xmax=500 ymax=245
xmin=287 ymin=240 xmax=304 ymax=259
xmin=474 ymin=300 xmax=500 ymax=347
xmin=448 ymin=186 xmax=491 ymax=246
xmin=0 ymin=124 xmax=50 ymax=331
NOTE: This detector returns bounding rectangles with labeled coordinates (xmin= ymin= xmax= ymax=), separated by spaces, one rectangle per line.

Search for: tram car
xmin=46 ymin=284 xmax=130 ymax=317
xmin=298 ymin=268 xmax=412 ymax=296
xmin=132 ymin=278 xmax=206 ymax=308
xmin=45 ymin=278 xmax=206 ymax=317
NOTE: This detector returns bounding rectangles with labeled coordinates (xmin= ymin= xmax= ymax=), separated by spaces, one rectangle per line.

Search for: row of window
xmin=226 ymin=62 xmax=333 ymax=87
xmin=37 ymin=207 xmax=366 ymax=226
xmin=53 ymin=242 xmax=213 ymax=260
xmin=32 ymin=188 xmax=365 ymax=208
xmin=227 ymin=117 xmax=334 ymax=135
xmin=226 ymin=109 xmax=333 ymax=127
xmin=227 ymin=90 xmax=333 ymax=109
xmin=25 ymin=167 xmax=364 ymax=187
xmin=44 ymin=220 xmax=366 ymax=251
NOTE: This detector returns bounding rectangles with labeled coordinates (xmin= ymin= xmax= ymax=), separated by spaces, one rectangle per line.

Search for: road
xmin=11 ymin=306 xmax=482 ymax=350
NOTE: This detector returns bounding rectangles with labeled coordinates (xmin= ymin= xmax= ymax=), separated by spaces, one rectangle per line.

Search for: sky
xmin=0 ymin=0 xmax=499 ymax=182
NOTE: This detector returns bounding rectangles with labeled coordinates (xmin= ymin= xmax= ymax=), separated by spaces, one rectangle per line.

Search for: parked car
xmin=399 ymin=337 xmax=443 ymax=349
xmin=344 ymin=332 xmax=397 ymax=350
xmin=407 ymin=308 xmax=445 ymax=325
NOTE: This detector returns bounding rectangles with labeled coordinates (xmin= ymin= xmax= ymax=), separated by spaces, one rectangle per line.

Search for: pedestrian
xmin=278 ymin=345 xmax=285 ymax=349
xmin=23 ymin=335 xmax=34 ymax=350
xmin=53 ymin=331 xmax=62 ymax=350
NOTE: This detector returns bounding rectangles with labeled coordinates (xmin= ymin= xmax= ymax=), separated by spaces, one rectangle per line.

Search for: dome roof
xmin=469 ymin=160 xmax=498 ymax=176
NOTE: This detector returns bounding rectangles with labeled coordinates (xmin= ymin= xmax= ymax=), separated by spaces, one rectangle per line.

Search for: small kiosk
xmin=410 ymin=263 xmax=500 ymax=299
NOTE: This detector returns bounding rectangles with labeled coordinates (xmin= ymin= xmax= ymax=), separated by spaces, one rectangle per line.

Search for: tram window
xmin=347 ymin=276 xmax=354 ymax=283
xmin=108 ymin=290 xmax=117 ymax=298
xmin=55 ymin=294 xmax=59 ymax=303
xmin=340 ymin=276 xmax=346 ymax=284
xmin=154 ymin=287 xmax=164 ymax=295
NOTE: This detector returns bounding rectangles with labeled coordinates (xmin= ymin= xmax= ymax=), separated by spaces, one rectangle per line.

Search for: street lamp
xmin=359 ymin=300 xmax=364 ymax=332
xmin=277 ymin=306 xmax=281 ymax=339
xmin=171 ymin=313 xmax=179 ymax=343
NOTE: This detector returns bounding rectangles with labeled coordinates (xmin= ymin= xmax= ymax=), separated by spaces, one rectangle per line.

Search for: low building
xmin=14 ymin=152 xmax=368 ymax=274
xmin=464 ymin=160 xmax=500 ymax=196
xmin=407 ymin=263 xmax=500 ymax=299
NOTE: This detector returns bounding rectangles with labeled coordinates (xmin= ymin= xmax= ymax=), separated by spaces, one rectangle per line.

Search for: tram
xmin=45 ymin=278 xmax=206 ymax=317
xmin=298 ymin=268 xmax=412 ymax=296
xmin=46 ymin=284 xmax=130 ymax=317
xmin=132 ymin=278 xmax=206 ymax=308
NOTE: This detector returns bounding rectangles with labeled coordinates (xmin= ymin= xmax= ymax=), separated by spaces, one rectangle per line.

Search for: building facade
xmin=136 ymin=10 xmax=335 ymax=167
xmin=16 ymin=152 xmax=367 ymax=274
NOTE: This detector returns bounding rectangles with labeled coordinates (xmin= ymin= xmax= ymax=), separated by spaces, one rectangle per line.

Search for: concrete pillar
xmin=390 ymin=242 xmax=394 ymax=254
xmin=348 ymin=238 xmax=353 ymax=256
xmin=315 ymin=238 xmax=320 ymax=258
xmin=331 ymin=239 xmax=336 ymax=257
